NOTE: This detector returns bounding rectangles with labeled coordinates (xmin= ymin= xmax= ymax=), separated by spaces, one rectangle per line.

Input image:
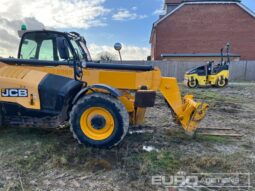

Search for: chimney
xmin=164 ymin=0 xmax=182 ymax=13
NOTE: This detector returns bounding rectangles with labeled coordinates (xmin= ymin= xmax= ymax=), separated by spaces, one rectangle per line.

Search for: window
xmin=79 ymin=41 xmax=92 ymax=61
xmin=20 ymin=39 xmax=37 ymax=59
xmin=39 ymin=40 xmax=54 ymax=61
xmin=19 ymin=32 xmax=74 ymax=62
xmin=57 ymin=44 xmax=73 ymax=61
xmin=70 ymin=40 xmax=85 ymax=60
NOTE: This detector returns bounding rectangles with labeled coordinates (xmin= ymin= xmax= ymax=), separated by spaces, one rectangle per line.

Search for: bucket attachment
xmin=160 ymin=77 xmax=209 ymax=134
xmin=181 ymin=95 xmax=209 ymax=133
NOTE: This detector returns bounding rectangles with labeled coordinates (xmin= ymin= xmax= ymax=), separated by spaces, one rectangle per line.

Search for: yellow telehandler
xmin=0 ymin=28 xmax=208 ymax=147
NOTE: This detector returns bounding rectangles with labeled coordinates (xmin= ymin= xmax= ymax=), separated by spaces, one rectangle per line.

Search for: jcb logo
xmin=1 ymin=89 xmax=28 ymax=97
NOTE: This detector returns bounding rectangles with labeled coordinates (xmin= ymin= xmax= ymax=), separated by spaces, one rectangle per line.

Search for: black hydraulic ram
xmin=0 ymin=58 xmax=154 ymax=71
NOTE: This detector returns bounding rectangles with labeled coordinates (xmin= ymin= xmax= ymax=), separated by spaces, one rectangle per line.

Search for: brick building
xmin=150 ymin=0 xmax=255 ymax=61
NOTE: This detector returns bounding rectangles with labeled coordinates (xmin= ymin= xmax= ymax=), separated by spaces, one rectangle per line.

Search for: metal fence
xmin=107 ymin=60 xmax=255 ymax=82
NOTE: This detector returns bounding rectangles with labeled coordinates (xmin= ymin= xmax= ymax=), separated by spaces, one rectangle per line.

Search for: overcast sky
xmin=0 ymin=0 xmax=254 ymax=60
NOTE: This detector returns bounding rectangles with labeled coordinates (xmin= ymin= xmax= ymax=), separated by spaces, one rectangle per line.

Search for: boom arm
xmin=159 ymin=77 xmax=208 ymax=133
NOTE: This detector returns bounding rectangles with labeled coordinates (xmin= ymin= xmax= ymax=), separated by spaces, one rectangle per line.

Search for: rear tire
xmin=0 ymin=113 xmax=2 ymax=128
xmin=0 ymin=108 xmax=3 ymax=128
xmin=69 ymin=93 xmax=129 ymax=148
xmin=187 ymin=79 xmax=198 ymax=88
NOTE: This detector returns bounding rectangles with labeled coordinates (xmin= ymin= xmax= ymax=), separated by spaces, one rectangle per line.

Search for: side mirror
xmin=114 ymin=42 xmax=122 ymax=62
xmin=57 ymin=37 xmax=69 ymax=60
xmin=114 ymin=43 xmax=122 ymax=51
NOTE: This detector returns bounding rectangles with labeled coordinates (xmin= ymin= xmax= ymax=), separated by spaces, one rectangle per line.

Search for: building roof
xmin=150 ymin=0 xmax=255 ymax=43
xmin=157 ymin=1 xmax=255 ymax=27
xmin=165 ymin=0 xmax=182 ymax=4
xmin=161 ymin=53 xmax=240 ymax=58
xmin=166 ymin=0 xmax=240 ymax=4
xmin=190 ymin=0 xmax=240 ymax=1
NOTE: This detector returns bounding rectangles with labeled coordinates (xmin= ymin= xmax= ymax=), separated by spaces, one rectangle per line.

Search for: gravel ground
xmin=0 ymin=83 xmax=254 ymax=191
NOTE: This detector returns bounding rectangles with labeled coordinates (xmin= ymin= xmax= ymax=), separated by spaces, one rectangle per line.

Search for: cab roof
xmin=18 ymin=30 xmax=81 ymax=39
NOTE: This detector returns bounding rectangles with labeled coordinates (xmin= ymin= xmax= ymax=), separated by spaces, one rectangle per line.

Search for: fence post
xmin=244 ymin=60 xmax=248 ymax=81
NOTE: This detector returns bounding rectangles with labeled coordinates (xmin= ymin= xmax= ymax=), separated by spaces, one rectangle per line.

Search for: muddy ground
xmin=0 ymin=83 xmax=254 ymax=191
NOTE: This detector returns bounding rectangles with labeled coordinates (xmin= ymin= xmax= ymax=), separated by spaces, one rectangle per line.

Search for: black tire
xmin=187 ymin=79 xmax=198 ymax=88
xmin=0 ymin=113 xmax=2 ymax=128
xmin=216 ymin=77 xmax=228 ymax=88
xmin=69 ymin=93 xmax=129 ymax=148
xmin=0 ymin=108 xmax=3 ymax=128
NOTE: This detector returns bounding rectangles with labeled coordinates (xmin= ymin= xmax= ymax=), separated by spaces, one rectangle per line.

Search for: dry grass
xmin=0 ymin=83 xmax=254 ymax=190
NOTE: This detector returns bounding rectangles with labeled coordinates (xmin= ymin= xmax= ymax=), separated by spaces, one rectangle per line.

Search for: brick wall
xmin=152 ymin=4 xmax=255 ymax=60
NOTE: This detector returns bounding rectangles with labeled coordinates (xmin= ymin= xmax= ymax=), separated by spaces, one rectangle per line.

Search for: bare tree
xmin=97 ymin=51 xmax=117 ymax=62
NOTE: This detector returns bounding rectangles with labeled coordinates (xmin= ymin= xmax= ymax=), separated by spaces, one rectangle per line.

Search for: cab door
xmin=18 ymin=32 xmax=74 ymax=79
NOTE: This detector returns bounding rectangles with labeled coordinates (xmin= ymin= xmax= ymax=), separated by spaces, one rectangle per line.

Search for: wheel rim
xmin=80 ymin=107 xmax=115 ymax=141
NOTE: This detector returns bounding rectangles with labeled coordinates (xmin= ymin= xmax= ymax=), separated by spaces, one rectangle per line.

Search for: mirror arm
xmin=118 ymin=50 xmax=122 ymax=64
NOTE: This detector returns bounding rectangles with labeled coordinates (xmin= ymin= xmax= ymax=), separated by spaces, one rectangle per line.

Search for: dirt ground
xmin=0 ymin=83 xmax=255 ymax=191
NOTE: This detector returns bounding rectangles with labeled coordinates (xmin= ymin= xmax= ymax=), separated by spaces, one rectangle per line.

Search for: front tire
xmin=216 ymin=77 xmax=228 ymax=88
xmin=69 ymin=93 xmax=129 ymax=148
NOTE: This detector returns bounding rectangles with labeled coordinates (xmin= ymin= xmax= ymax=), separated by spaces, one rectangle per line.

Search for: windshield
xmin=70 ymin=39 xmax=85 ymax=60
xmin=78 ymin=40 xmax=92 ymax=61
xmin=68 ymin=35 xmax=92 ymax=62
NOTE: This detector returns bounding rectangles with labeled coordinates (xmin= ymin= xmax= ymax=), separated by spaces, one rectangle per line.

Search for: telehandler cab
xmin=184 ymin=43 xmax=231 ymax=88
xmin=0 ymin=28 xmax=208 ymax=148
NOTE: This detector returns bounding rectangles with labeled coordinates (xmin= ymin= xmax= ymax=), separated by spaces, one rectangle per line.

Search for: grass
xmin=0 ymin=125 xmax=251 ymax=190
xmin=0 ymin=127 xmax=160 ymax=175
xmin=0 ymin=128 xmax=230 ymax=174
xmin=123 ymin=149 xmax=234 ymax=176
xmin=0 ymin=127 xmax=182 ymax=180
xmin=0 ymin=127 xmax=94 ymax=173
xmin=196 ymin=134 xmax=234 ymax=144
xmin=165 ymin=128 xmax=233 ymax=144
xmin=0 ymin=83 xmax=254 ymax=190
xmin=123 ymin=150 xmax=181 ymax=176
xmin=180 ymin=85 xmax=243 ymax=103
xmin=180 ymin=155 xmax=232 ymax=173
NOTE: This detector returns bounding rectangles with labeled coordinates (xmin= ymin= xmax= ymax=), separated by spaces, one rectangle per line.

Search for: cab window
xmin=197 ymin=66 xmax=206 ymax=76
xmin=38 ymin=40 xmax=54 ymax=60
xmin=79 ymin=41 xmax=92 ymax=61
xmin=70 ymin=40 xmax=84 ymax=60
xmin=19 ymin=32 xmax=73 ymax=62
xmin=20 ymin=39 xmax=37 ymax=59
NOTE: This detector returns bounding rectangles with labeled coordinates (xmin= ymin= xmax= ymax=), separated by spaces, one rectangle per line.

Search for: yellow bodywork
xmin=184 ymin=70 xmax=229 ymax=87
xmin=0 ymin=65 xmax=47 ymax=109
xmin=0 ymin=62 xmax=208 ymax=133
